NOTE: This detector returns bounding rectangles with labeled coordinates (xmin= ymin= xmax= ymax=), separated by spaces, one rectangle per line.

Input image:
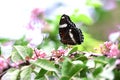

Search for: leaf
xmin=35 ymin=69 xmax=47 ymax=79
xmin=114 ymin=70 xmax=120 ymax=80
xmin=93 ymin=66 xmax=103 ymax=77
xmin=14 ymin=36 xmax=29 ymax=46
xmin=20 ymin=66 xmax=32 ymax=80
xmin=0 ymin=38 xmax=10 ymax=43
xmin=86 ymin=59 xmax=95 ymax=69
xmin=99 ymin=65 xmax=114 ymax=80
xmin=1 ymin=68 xmax=20 ymax=80
xmin=0 ymin=46 xmax=1 ymax=55
xmin=60 ymin=76 xmax=70 ymax=80
xmin=31 ymin=59 xmax=57 ymax=72
xmin=60 ymin=58 xmax=85 ymax=80
xmin=94 ymin=56 xmax=108 ymax=65
xmin=11 ymin=45 xmax=33 ymax=62
xmin=68 ymin=47 xmax=78 ymax=54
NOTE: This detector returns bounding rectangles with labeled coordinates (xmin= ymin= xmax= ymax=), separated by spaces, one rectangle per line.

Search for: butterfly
xmin=59 ymin=14 xmax=84 ymax=45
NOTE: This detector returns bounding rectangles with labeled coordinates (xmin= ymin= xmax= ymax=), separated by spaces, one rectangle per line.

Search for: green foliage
xmin=35 ymin=69 xmax=47 ymax=79
xmin=2 ymin=68 xmax=20 ymax=80
xmin=31 ymin=59 xmax=57 ymax=72
xmin=20 ymin=66 xmax=32 ymax=80
xmin=0 ymin=38 xmax=10 ymax=43
xmin=114 ymin=70 xmax=120 ymax=80
xmin=1 ymin=45 xmax=119 ymax=80
xmin=60 ymin=58 xmax=85 ymax=80
xmin=11 ymin=45 xmax=33 ymax=62
xmin=14 ymin=36 xmax=29 ymax=46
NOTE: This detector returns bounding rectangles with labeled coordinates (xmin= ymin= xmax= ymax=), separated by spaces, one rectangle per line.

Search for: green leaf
xmin=60 ymin=76 xmax=70 ymax=80
xmin=14 ymin=36 xmax=29 ymax=46
xmin=0 ymin=46 xmax=1 ymax=55
xmin=68 ymin=47 xmax=78 ymax=54
xmin=93 ymin=66 xmax=103 ymax=77
xmin=99 ymin=65 xmax=114 ymax=80
xmin=86 ymin=59 xmax=95 ymax=69
xmin=114 ymin=70 xmax=120 ymax=80
xmin=35 ymin=69 xmax=47 ymax=79
xmin=31 ymin=59 xmax=57 ymax=72
xmin=2 ymin=68 xmax=20 ymax=80
xmin=11 ymin=45 xmax=33 ymax=62
xmin=60 ymin=58 xmax=85 ymax=80
xmin=20 ymin=66 xmax=32 ymax=80
xmin=80 ymin=67 xmax=88 ymax=78
xmin=94 ymin=56 xmax=108 ymax=65
xmin=75 ymin=54 xmax=88 ymax=61
xmin=0 ymin=38 xmax=10 ymax=43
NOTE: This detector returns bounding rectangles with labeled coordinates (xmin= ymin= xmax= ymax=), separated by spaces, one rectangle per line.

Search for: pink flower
xmin=100 ymin=41 xmax=120 ymax=57
xmin=10 ymin=60 xmax=23 ymax=68
xmin=51 ymin=49 xmax=66 ymax=58
xmin=108 ymin=44 xmax=120 ymax=57
xmin=25 ymin=8 xmax=48 ymax=47
xmin=31 ymin=8 xmax=44 ymax=19
xmin=115 ymin=59 xmax=120 ymax=65
xmin=26 ymin=8 xmax=44 ymax=30
xmin=0 ymin=57 xmax=8 ymax=73
xmin=104 ymin=41 xmax=112 ymax=49
xmin=31 ymin=48 xmax=46 ymax=60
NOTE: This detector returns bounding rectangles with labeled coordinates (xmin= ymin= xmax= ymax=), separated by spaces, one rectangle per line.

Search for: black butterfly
xmin=59 ymin=14 xmax=84 ymax=45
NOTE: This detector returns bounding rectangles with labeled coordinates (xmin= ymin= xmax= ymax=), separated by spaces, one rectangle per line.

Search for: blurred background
xmin=0 ymin=0 xmax=120 ymax=56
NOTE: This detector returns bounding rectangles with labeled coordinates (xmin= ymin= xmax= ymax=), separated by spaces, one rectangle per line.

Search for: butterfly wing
xmin=59 ymin=27 xmax=75 ymax=45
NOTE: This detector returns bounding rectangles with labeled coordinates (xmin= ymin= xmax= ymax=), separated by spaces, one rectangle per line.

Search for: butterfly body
xmin=59 ymin=14 xmax=84 ymax=45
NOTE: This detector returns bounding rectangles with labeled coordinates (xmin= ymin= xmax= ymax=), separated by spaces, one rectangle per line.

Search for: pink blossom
xmin=100 ymin=41 xmax=120 ymax=57
xmin=10 ymin=61 xmax=24 ymax=68
xmin=115 ymin=59 xmax=120 ymax=65
xmin=104 ymin=41 xmax=112 ymax=49
xmin=51 ymin=49 xmax=66 ymax=58
xmin=108 ymin=44 xmax=120 ymax=57
xmin=31 ymin=48 xmax=46 ymax=60
xmin=26 ymin=8 xmax=44 ymax=30
xmin=0 ymin=57 xmax=8 ymax=73
xmin=31 ymin=8 xmax=44 ymax=19
xmin=25 ymin=8 xmax=47 ymax=47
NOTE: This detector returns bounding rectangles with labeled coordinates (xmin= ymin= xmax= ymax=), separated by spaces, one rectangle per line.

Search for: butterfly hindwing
xmin=59 ymin=27 xmax=75 ymax=45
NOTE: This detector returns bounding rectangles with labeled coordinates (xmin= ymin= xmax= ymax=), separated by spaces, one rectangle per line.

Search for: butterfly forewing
xmin=59 ymin=14 xmax=84 ymax=45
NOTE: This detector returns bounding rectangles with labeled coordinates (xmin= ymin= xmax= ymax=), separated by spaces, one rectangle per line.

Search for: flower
xmin=100 ymin=41 xmax=120 ymax=58
xmin=31 ymin=48 xmax=46 ymax=60
xmin=51 ymin=49 xmax=66 ymax=58
xmin=0 ymin=57 xmax=9 ymax=73
xmin=109 ymin=44 xmax=120 ymax=57
xmin=25 ymin=8 xmax=45 ymax=48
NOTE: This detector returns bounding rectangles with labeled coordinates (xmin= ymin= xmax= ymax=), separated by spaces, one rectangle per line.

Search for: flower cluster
xmin=0 ymin=57 xmax=9 ymax=73
xmin=100 ymin=41 xmax=120 ymax=58
xmin=50 ymin=49 xmax=67 ymax=63
xmin=51 ymin=49 xmax=66 ymax=58
xmin=31 ymin=48 xmax=46 ymax=60
xmin=25 ymin=8 xmax=49 ymax=48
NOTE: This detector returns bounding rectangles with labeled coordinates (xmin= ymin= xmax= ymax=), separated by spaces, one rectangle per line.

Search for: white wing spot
xmin=69 ymin=29 xmax=76 ymax=43
xmin=60 ymin=24 xmax=67 ymax=28
xmin=61 ymin=16 xmax=65 ymax=19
